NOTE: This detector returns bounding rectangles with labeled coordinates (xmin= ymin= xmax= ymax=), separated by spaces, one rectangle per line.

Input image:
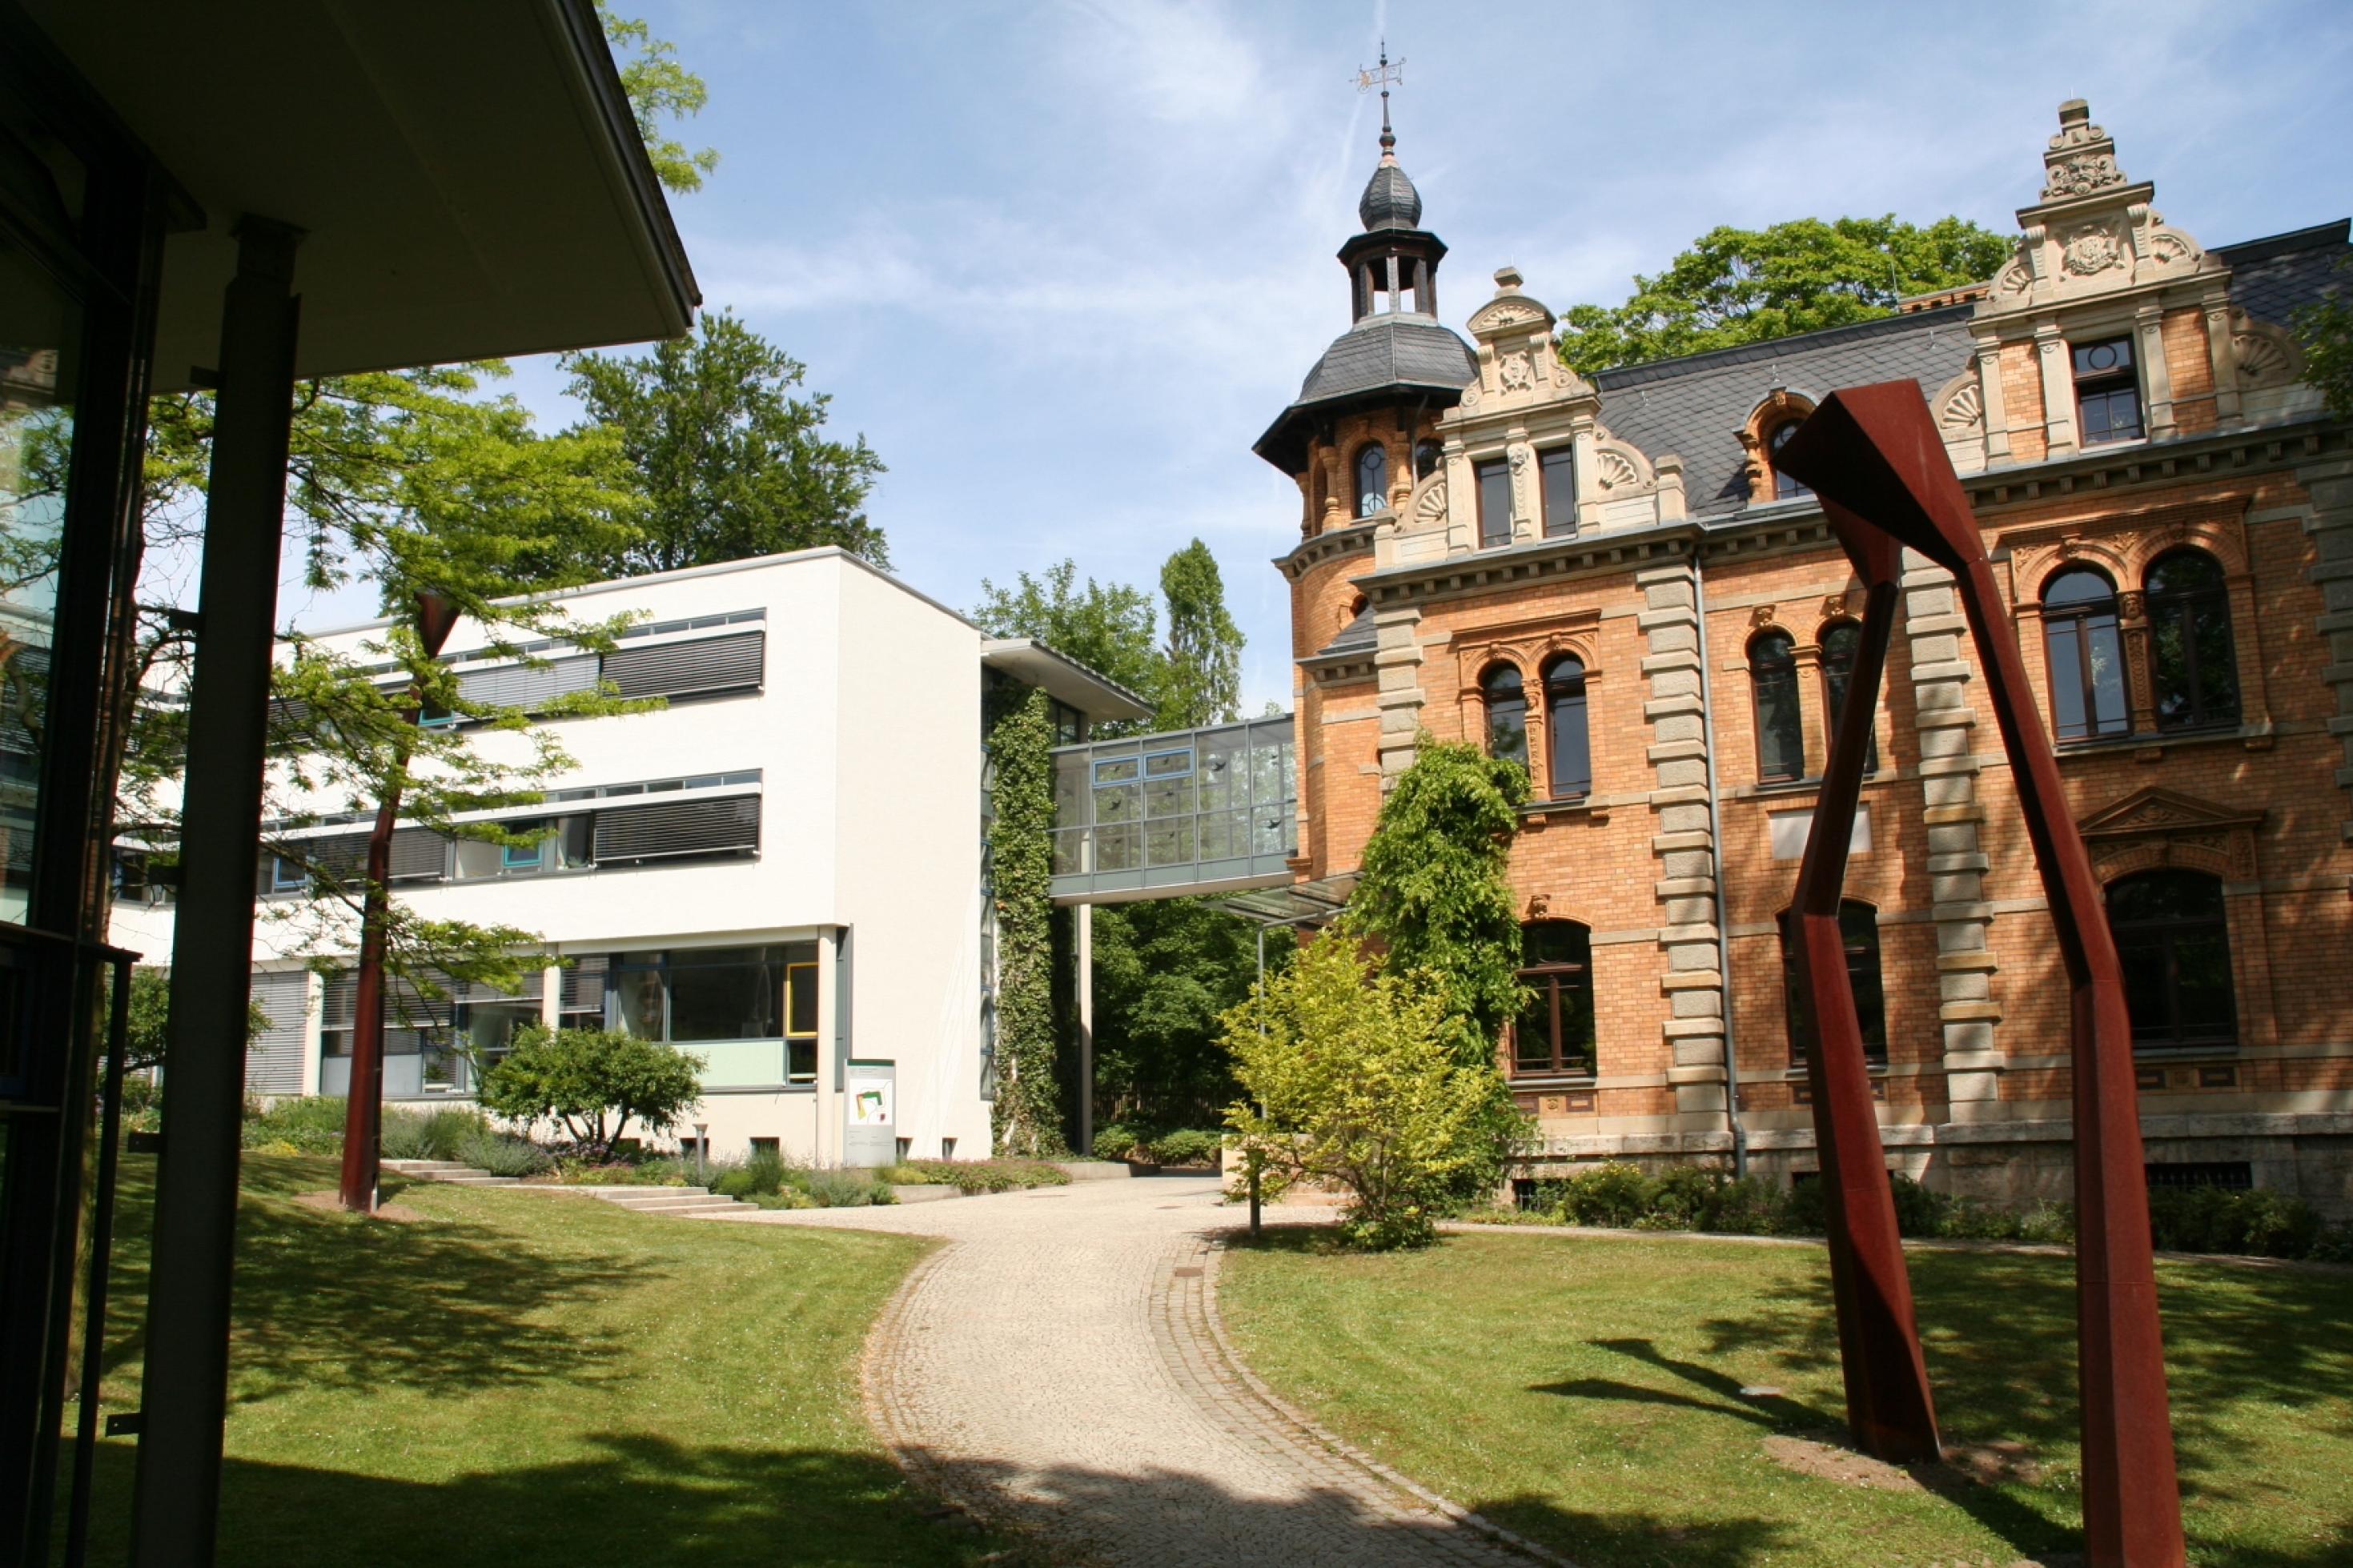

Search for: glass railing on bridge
xmin=1050 ymin=715 xmax=1296 ymax=902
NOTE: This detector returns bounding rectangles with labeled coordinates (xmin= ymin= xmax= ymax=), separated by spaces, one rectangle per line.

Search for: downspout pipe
xmin=1690 ymin=553 xmax=1748 ymax=1178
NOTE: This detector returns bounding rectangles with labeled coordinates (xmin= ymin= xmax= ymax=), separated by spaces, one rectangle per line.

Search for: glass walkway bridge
xmin=1050 ymin=714 xmax=1296 ymax=903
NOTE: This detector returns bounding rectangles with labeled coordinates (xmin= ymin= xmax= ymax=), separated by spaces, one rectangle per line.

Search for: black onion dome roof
xmin=1358 ymin=155 xmax=1422 ymax=232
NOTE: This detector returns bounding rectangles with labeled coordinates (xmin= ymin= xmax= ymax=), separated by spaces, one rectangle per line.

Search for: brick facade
xmin=1267 ymin=102 xmax=2353 ymax=1213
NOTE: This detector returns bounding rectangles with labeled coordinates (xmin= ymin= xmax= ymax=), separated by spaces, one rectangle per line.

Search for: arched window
xmin=1780 ymin=900 xmax=1886 ymax=1065
xmin=1818 ymin=620 xmax=1879 ymax=775
xmin=2146 ymin=549 xmax=2239 ymax=732
xmin=1481 ymin=664 xmax=1528 ymax=770
xmin=2107 ymin=871 xmax=2236 ymax=1049
xmin=1355 ymin=443 xmax=1389 ymax=517
xmin=2043 ymin=567 xmax=2130 ymax=741
xmin=1414 ymin=439 xmax=1443 ymax=481
xmin=1514 ymin=920 xmax=1595 ymax=1077
xmin=1749 ymin=631 xmax=1803 ymax=784
xmin=1543 ymin=656 xmax=1589 ymax=799
xmin=1769 ymin=419 xmax=1809 ymax=499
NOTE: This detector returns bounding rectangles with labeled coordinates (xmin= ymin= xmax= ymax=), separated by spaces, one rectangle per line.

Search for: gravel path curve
xmin=718 ymin=1177 xmax=1548 ymax=1566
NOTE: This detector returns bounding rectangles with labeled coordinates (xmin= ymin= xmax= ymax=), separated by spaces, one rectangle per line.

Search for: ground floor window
xmin=1512 ymin=921 xmax=1595 ymax=1077
xmin=2107 ymin=870 xmax=2235 ymax=1050
xmin=1780 ymin=902 xmax=1886 ymax=1065
xmin=605 ymin=941 xmax=820 ymax=1082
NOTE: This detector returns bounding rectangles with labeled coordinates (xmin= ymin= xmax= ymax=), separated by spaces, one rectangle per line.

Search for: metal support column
xmin=130 ymin=215 xmax=302 ymax=1568
xmin=1074 ymin=903 xmax=1093 ymax=1153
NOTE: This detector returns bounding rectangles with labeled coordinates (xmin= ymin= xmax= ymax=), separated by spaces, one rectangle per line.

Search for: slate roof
xmin=2212 ymin=220 xmax=2349 ymax=325
xmin=1359 ymin=158 xmax=1423 ymax=232
xmin=1309 ymin=604 xmax=1375 ymax=662
xmin=1254 ymin=314 xmax=1478 ymax=471
xmin=1593 ymin=304 xmax=1978 ymax=518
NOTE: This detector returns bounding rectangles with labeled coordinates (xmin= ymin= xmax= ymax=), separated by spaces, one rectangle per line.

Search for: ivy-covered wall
xmin=985 ymin=685 xmax=1066 ymax=1156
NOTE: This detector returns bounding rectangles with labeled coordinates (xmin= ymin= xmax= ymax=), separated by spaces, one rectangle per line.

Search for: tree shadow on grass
xmin=96 ymin=1159 xmax=648 ymax=1404
xmin=1692 ymin=1248 xmax=2353 ymax=1560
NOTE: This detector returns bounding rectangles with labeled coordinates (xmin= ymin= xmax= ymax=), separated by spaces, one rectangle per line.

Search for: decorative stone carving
xmin=1413 ymin=477 xmax=1448 ymax=523
xmin=1822 ymin=592 xmax=1852 ymax=620
xmin=1500 ymin=351 xmax=1534 ymax=392
xmin=1997 ymin=255 xmax=2034 ymax=296
xmin=1596 ymin=448 xmax=1640 ymax=491
xmin=1938 ymin=379 xmax=1985 ymax=435
xmin=1750 ymin=604 xmax=1777 ymax=628
xmin=2044 ymin=150 xmax=2123 ymax=199
xmin=2078 ymin=786 xmax=2264 ymax=883
xmin=2231 ymin=314 xmax=2302 ymax=388
xmin=2061 ymin=221 xmax=2126 ymax=277
xmin=1460 ymin=383 xmax=1480 ymax=411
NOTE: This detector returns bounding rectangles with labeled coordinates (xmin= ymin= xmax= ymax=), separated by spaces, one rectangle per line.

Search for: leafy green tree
xmin=1342 ymin=736 xmax=1529 ymax=1065
xmin=1558 ymin=215 xmax=2014 ymax=376
xmin=1093 ymin=899 xmax=1287 ymax=1129
xmin=596 ymin=0 xmax=719 ymax=194
xmin=2295 ymin=267 xmax=2353 ymax=416
xmin=986 ymin=687 xmax=1065 ymax=1157
xmin=560 ymin=311 xmax=888 ymax=575
xmin=1224 ymin=934 xmax=1524 ymax=1250
xmin=971 ymin=559 xmax=1162 ymax=727
xmin=1156 ymin=539 xmax=1243 ymax=730
xmin=120 ymin=966 xmax=270 ymax=1076
xmin=477 ymin=1025 xmax=705 ymax=1160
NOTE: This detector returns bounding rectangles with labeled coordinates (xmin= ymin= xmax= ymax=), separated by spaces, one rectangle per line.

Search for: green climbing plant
xmin=1340 ymin=734 xmax=1530 ymax=1065
xmin=986 ymin=686 xmax=1066 ymax=1157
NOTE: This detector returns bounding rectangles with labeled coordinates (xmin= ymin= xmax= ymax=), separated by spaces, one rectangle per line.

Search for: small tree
xmin=2295 ymin=265 xmax=2353 ymax=417
xmin=121 ymin=966 xmax=271 ymax=1077
xmin=1342 ymin=736 xmax=1529 ymax=1065
xmin=1225 ymin=936 xmax=1524 ymax=1250
xmin=476 ymin=1026 xmax=705 ymax=1160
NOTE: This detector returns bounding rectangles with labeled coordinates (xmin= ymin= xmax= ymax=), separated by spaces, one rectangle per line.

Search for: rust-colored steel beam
xmin=1776 ymin=383 xmax=2185 ymax=1568
xmin=1787 ymin=504 xmax=1940 ymax=1463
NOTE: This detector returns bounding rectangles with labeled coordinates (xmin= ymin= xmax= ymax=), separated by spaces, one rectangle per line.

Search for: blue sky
xmin=287 ymin=0 xmax=2353 ymax=712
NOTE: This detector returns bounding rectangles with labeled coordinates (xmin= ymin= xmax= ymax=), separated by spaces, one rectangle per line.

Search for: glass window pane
xmin=785 ymin=959 xmax=817 ymax=1037
xmin=2047 ymin=620 xmax=2089 ymax=739
xmin=1514 ymin=987 xmax=1555 ymax=1071
xmin=669 ymin=946 xmax=781 ymax=1042
xmin=1540 ymin=447 xmax=1576 ymax=538
xmin=1355 ymin=443 xmax=1387 ymax=516
xmin=1547 ymin=686 xmax=1588 ymax=797
xmin=1756 ymin=671 xmax=1801 ymax=780
xmin=610 ymin=963 xmax=666 ymax=1040
xmin=0 ymin=235 xmax=80 ymax=924
xmin=1476 ymin=459 xmax=1511 ymax=547
xmin=2085 ymin=616 xmax=2127 ymax=733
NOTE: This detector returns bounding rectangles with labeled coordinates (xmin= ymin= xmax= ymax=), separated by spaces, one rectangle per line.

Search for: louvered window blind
xmin=592 ymin=796 xmax=761 ymax=864
xmin=246 ymin=970 xmax=310 ymax=1096
xmin=601 ymin=632 xmax=764 ymax=700
xmin=456 ymin=653 xmax=600 ymax=713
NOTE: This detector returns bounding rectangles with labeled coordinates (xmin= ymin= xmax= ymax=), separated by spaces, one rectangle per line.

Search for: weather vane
xmin=1355 ymin=40 xmax=1403 ymax=147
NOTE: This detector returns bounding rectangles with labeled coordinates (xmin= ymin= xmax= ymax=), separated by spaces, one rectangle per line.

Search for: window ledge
xmin=1520 ymin=795 xmax=1604 ymax=825
xmin=2058 ymin=723 xmax=2265 ymax=762
xmin=1508 ymin=1074 xmax=1598 ymax=1089
xmin=2131 ymin=1045 xmax=2240 ymax=1061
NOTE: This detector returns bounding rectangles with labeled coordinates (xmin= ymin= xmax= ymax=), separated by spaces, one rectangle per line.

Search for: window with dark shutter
xmin=387 ymin=826 xmax=447 ymax=882
xmin=456 ymin=654 xmax=600 ymax=714
xmin=601 ymin=632 xmax=765 ymax=700
xmin=592 ymin=796 xmax=761 ymax=864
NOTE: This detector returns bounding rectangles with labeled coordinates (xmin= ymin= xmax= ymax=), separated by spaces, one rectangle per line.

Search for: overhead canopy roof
xmin=1211 ymin=872 xmax=1359 ymax=927
xmin=23 ymin=0 xmax=699 ymax=390
xmin=981 ymin=638 xmax=1154 ymax=724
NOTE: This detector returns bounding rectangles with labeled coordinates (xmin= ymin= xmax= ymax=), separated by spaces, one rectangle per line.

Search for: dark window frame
xmin=1817 ymin=620 xmax=1879 ymax=776
xmin=1780 ymin=901 xmax=1887 ymax=1066
xmin=2042 ymin=567 xmax=2131 ymax=742
xmin=1749 ymin=630 xmax=1804 ymax=784
xmin=1475 ymin=457 xmax=1512 ymax=548
xmin=1768 ymin=419 xmax=1809 ymax=499
xmin=1541 ymin=655 xmax=1589 ymax=799
xmin=2072 ymin=335 xmax=2144 ymax=445
xmin=1512 ymin=920 xmax=1596 ymax=1077
xmin=1480 ymin=664 xmax=1528 ymax=772
xmin=2145 ymin=548 xmax=2239 ymax=732
xmin=1539 ymin=446 xmax=1577 ymax=539
xmin=1354 ymin=442 xmax=1389 ymax=518
xmin=2106 ymin=870 xmax=2237 ymax=1052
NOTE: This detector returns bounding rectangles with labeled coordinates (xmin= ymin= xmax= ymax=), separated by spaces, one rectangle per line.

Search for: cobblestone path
xmin=724 ymin=1177 xmax=1552 ymax=1566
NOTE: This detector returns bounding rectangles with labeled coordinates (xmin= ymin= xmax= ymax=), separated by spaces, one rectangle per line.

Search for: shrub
xmin=1888 ymin=1173 xmax=1950 ymax=1238
xmin=799 ymin=1167 xmax=893 ymax=1208
xmin=713 ymin=1153 xmax=792 ymax=1198
xmin=1700 ymin=1175 xmax=1785 ymax=1236
xmin=1226 ymin=935 xmax=1528 ymax=1251
xmin=894 ymin=1158 xmax=1071 ymax=1195
xmin=241 ymin=1095 xmax=347 ymax=1153
xmin=476 ymin=1026 xmax=705 ymax=1160
xmin=381 ymin=1106 xmax=487 ymax=1161
xmin=1643 ymin=1165 xmax=1721 ymax=1229
xmin=456 ymin=1129 xmax=552 ymax=1177
xmin=873 ymin=1162 xmax=937 ymax=1185
xmin=1092 ymin=1123 xmax=1145 ymax=1161
xmin=2146 ymin=1185 xmax=2325 ymax=1259
xmin=1777 ymin=1176 xmax=1830 ymax=1236
xmin=1556 ymin=1162 xmax=1654 ymax=1229
xmin=1147 ymin=1129 xmax=1223 ymax=1167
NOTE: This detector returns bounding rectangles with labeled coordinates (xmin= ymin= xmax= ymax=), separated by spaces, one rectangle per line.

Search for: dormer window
xmin=2072 ymin=337 xmax=2143 ymax=444
xmin=1768 ymin=420 xmax=1809 ymax=499
xmin=1540 ymin=447 xmax=1577 ymax=538
xmin=1476 ymin=458 xmax=1512 ymax=547
xmin=1355 ymin=443 xmax=1389 ymax=516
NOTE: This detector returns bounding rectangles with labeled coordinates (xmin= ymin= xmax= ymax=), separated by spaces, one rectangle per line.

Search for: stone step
xmin=434 ymin=1174 xmax=524 ymax=1186
xmin=592 ymin=1192 xmax=733 ymax=1212
xmin=384 ymin=1161 xmax=478 ymax=1174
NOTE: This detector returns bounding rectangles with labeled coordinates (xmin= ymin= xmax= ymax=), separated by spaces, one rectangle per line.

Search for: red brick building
xmin=1266 ymin=102 xmax=2353 ymax=1211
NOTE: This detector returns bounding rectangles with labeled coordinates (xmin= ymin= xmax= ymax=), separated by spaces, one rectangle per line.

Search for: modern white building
xmin=110 ymin=547 xmax=1148 ymax=1165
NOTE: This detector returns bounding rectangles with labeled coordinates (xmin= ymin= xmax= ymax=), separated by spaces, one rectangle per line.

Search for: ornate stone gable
xmin=2077 ymin=785 xmax=2263 ymax=881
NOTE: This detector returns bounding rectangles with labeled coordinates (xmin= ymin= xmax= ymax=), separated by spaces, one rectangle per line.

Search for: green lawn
xmin=1218 ymin=1228 xmax=2353 ymax=1567
xmin=69 ymin=1153 xmax=1022 ymax=1566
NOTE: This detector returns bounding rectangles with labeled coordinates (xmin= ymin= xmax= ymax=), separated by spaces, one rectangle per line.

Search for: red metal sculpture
xmin=1773 ymin=383 xmax=2185 ymax=1567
